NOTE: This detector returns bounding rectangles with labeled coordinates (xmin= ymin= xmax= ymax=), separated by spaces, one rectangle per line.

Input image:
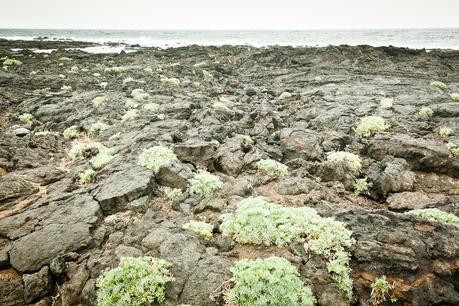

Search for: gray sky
xmin=2 ymin=0 xmax=458 ymax=30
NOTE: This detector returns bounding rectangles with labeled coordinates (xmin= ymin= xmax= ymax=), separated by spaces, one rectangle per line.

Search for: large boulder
xmin=279 ymin=128 xmax=323 ymax=161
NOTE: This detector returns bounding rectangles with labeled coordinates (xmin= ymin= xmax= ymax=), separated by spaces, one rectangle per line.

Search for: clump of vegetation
xmin=123 ymin=76 xmax=135 ymax=84
xmin=256 ymin=159 xmax=288 ymax=178
xmin=68 ymin=142 xmax=115 ymax=170
xmin=96 ymin=256 xmax=174 ymax=306
xmin=89 ymin=122 xmax=109 ymax=134
xmin=92 ymin=96 xmax=108 ymax=108
xmin=309 ymin=76 xmax=323 ymax=82
xmin=80 ymin=169 xmax=95 ymax=184
xmin=202 ymin=70 xmax=214 ymax=81
xmin=438 ymin=127 xmax=453 ymax=138
xmin=220 ymin=197 xmax=355 ymax=299
xmin=327 ymin=151 xmax=362 ymax=173
xmin=138 ymin=146 xmax=178 ymax=174
xmin=131 ymin=88 xmax=150 ymax=102
xmin=122 ymin=109 xmax=139 ymax=121
xmin=450 ymin=93 xmax=459 ymax=102
xmin=63 ymin=126 xmax=79 ymax=139
xmin=405 ymin=208 xmax=459 ymax=228
xmin=418 ymin=107 xmax=433 ymax=119
xmin=370 ymin=276 xmax=397 ymax=305
xmin=99 ymin=82 xmax=108 ymax=90
xmin=189 ymin=170 xmax=223 ymax=198
xmin=91 ymin=151 xmax=115 ymax=170
xmin=447 ymin=142 xmax=459 ymax=158
xmin=3 ymin=58 xmax=22 ymax=66
xmin=124 ymin=99 xmax=139 ymax=109
xmin=104 ymin=66 xmax=126 ymax=74
xmin=18 ymin=113 xmax=33 ymax=123
xmin=183 ymin=220 xmax=213 ymax=240
xmin=58 ymin=57 xmax=72 ymax=62
xmin=30 ymin=70 xmax=38 ymax=75
xmin=61 ymin=85 xmax=72 ymax=93
xmin=353 ymin=178 xmax=371 ymax=196
xmin=279 ymin=91 xmax=293 ymax=99
xmin=69 ymin=66 xmax=79 ymax=74
xmin=380 ymin=97 xmax=393 ymax=110
xmin=160 ymin=77 xmax=180 ymax=86
xmin=226 ymin=256 xmax=316 ymax=306
xmin=109 ymin=132 xmax=121 ymax=141
xmin=144 ymin=103 xmax=160 ymax=113
xmin=212 ymin=101 xmax=232 ymax=113
xmin=162 ymin=186 xmax=183 ymax=200
xmin=355 ymin=116 xmax=389 ymax=137
xmin=430 ymin=81 xmax=447 ymax=89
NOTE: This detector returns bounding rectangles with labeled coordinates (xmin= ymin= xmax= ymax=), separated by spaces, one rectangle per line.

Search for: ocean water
xmin=1 ymin=28 xmax=459 ymax=50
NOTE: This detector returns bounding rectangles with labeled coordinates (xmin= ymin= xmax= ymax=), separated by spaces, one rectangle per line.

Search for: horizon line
xmin=1 ymin=27 xmax=458 ymax=31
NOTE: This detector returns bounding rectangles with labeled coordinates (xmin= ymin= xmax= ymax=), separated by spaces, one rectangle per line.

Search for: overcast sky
xmin=2 ymin=0 xmax=458 ymax=30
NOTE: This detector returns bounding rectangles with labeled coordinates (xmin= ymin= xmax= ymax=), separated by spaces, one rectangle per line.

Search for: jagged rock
xmin=277 ymin=176 xmax=318 ymax=195
xmin=387 ymin=191 xmax=449 ymax=211
xmin=317 ymin=162 xmax=357 ymax=191
xmin=174 ymin=139 xmax=216 ymax=164
xmin=0 ymin=174 xmax=39 ymax=204
xmin=0 ymin=238 xmax=11 ymax=268
xmin=23 ymin=266 xmax=52 ymax=303
xmin=156 ymin=160 xmax=194 ymax=188
xmin=0 ymin=269 xmax=24 ymax=306
xmin=14 ymin=127 xmax=30 ymax=137
xmin=93 ymin=165 xmax=155 ymax=215
xmin=279 ymin=128 xmax=323 ymax=161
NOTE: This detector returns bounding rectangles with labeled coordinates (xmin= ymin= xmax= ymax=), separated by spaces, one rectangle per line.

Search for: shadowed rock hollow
xmin=1 ymin=40 xmax=459 ymax=306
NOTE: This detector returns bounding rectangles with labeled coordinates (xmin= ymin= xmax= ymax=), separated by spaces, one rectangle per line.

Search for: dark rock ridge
xmin=0 ymin=40 xmax=458 ymax=305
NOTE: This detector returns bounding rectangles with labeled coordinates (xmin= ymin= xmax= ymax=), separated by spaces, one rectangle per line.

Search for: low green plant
xmin=89 ymin=122 xmax=109 ymax=134
xmin=3 ymin=58 xmax=22 ymax=66
xmin=160 ymin=77 xmax=180 ymax=86
xmin=327 ymin=151 xmax=362 ymax=173
xmin=131 ymin=88 xmax=150 ymax=102
xmin=91 ymin=151 xmax=115 ymax=170
xmin=450 ymin=93 xmax=459 ymax=102
xmin=58 ymin=57 xmax=72 ymax=62
xmin=18 ymin=113 xmax=33 ymax=123
xmin=162 ymin=186 xmax=183 ymax=200
xmin=353 ymin=178 xmax=371 ymax=196
xmin=256 ymin=159 xmax=288 ymax=178
xmin=104 ymin=66 xmax=126 ymax=74
xmin=226 ymin=256 xmax=315 ymax=306
xmin=370 ymin=275 xmax=397 ymax=305
xmin=80 ymin=169 xmax=95 ymax=184
xmin=123 ymin=76 xmax=135 ymax=84
xmin=183 ymin=220 xmax=213 ymax=240
xmin=447 ymin=142 xmax=459 ymax=158
xmin=68 ymin=142 xmax=115 ymax=170
xmin=212 ymin=101 xmax=232 ymax=113
xmin=143 ymin=103 xmax=160 ymax=113
xmin=125 ymin=99 xmax=139 ymax=109
xmin=430 ymin=81 xmax=447 ymax=89
xmin=406 ymin=208 xmax=459 ymax=228
xmin=109 ymin=132 xmax=121 ymax=141
xmin=202 ymin=70 xmax=214 ymax=81
xmin=63 ymin=126 xmax=79 ymax=139
xmin=69 ymin=65 xmax=79 ymax=74
xmin=61 ymin=85 xmax=72 ymax=92
xmin=92 ymin=96 xmax=108 ymax=107
xmin=122 ymin=109 xmax=139 ymax=121
xmin=189 ymin=170 xmax=223 ymax=198
xmin=418 ymin=107 xmax=433 ymax=119
xmin=96 ymin=256 xmax=174 ymax=306
xmin=355 ymin=116 xmax=389 ymax=137
xmin=438 ymin=127 xmax=453 ymax=138
xmin=309 ymin=76 xmax=323 ymax=82
xmin=279 ymin=91 xmax=292 ymax=99
xmin=99 ymin=82 xmax=108 ymax=90
xmin=380 ymin=97 xmax=393 ymax=110
xmin=30 ymin=70 xmax=38 ymax=75
xmin=220 ymin=197 xmax=355 ymax=299
xmin=138 ymin=146 xmax=178 ymax=174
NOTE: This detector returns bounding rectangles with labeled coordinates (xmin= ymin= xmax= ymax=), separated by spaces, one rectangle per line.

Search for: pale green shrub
xmin=405 ymin=208 xmax=459 ymax=228
xmin=122 ymin=109 xmax=139 ymax=121
xmin=162 ymin=186 xmax=182 ymax=200
xmin=109 ymin=132 xmax=121 ymax=141
xmin=355 ymin=116 xmax=389 ymax=137
xmin=143 ymin=103 xmax=160 ymax=113
xmin=160 ymin=77 xmax=180 ymax=86
xmin=89 ymin=122 xmax=109 ymax=134
xmin=18 ymin=113 xmax=33 ymax=123
xmin=256 ymin=159 xmax=288 ymax=178
xmin=309 ymin=76 xmax=323 ymax=82
xmin=202 ymin=70 xmax=214 ymax=81
xmin=68 ymin=142 xmax=115 ymax=170
xmin=61 ymin=85 xmax=72 ymax=92
xmin=99 ymin=82 xmax=108 ymax=90
xmin=30 ymin=70 xmax=38 ymax=75
xmin=96 ymin=257 xmax=174 ymax=306
xmin=80 ymin=169 xmax=95 ymax=184
xmin=418 ymin=107 xmax=433 ymax=119
xmin=370 ymin=276 xmax=397 ymax=305
xmin=380 ymin=97 xmax=393 ymax=110
xmin=92 ymin=96 xmax=108 ymax=107
xmin=189 ymin=170 xmax=223 ymax=198
xmin=58 ymin=57 xmax=72 ymax=62
xmin=226 ymin=257 xmax=315 ymax=306
xmin=3 ymin=58 xmax=22 ymax=66
xmin=438 ymin=127 xmax=453 ymax=138
xmin=124 ymin=99 xmax=139 ymax=109
xmin=447 ymin=142 xmax=459 ymax=158
xmin=212 ymin=101 xmax=232 ymax=113
xmin=69 ymin=65 xmax=79 ymax=74
xmin=353 ymin=178 xmax=371 ymax=196
xmin=138 ymin=146 xmax=177 ymax=174
xmin=450 ymin=93 xmax=459 ymax=102
xmin=327 ymin=151 xmax=362 ymax=173
xmin=131 ymin=88 xmax=150 ymax=102
xmin=220 ymin=197 xmax=355 ymax=299
xmin=430 ymin=81 xmax=447 ymax=89
xmin=123 ymin=76 xmax=135 ymax=84
xmin=104 ymin=66 xmax=126 ymax=74
xmin=63 ymin=126 xmax=79 ymax=139
xmin=183 ymin=220 xmax=213 ymax=240
xmin=279 ymin=91 xmax=292 ymax=99
xmin=91 ymin=151 xmax=115 ymax=170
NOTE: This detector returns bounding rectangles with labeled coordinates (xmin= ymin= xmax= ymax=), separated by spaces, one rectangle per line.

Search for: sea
xmin=1 ymin=28 xmax=459 ymax=53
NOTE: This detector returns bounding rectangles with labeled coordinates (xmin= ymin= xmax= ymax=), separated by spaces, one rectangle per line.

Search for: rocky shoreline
xmin=1 ymin=40 xmax=459 ymax=305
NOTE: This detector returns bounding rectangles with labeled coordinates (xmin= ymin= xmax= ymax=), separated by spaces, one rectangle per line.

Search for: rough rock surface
xmin=0 ymin=40 xmax=459 ymax=305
